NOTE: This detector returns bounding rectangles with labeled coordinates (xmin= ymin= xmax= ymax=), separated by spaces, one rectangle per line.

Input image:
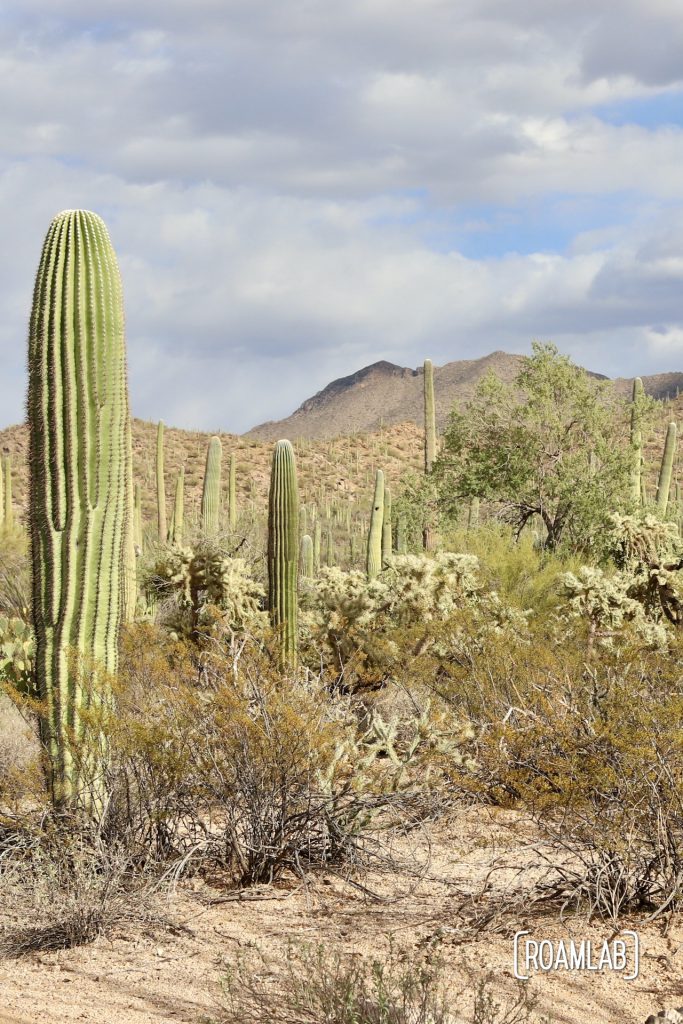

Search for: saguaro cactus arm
xmin=268 ymin=440 xmax=299 ymax=666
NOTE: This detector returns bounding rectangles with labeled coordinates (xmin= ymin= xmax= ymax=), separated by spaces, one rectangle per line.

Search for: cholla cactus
xmin=144 ymin=541 xmax=266 ymax=634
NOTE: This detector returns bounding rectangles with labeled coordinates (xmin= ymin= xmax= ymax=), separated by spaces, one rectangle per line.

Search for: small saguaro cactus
xmin=300 ymin=533 xmax=314 ymax=579
xmin=268 ymin=440 xmax=299 ymax=666
xmin=382 ymin=485 xmax=392 ymax=566
xmin=201 ymin=436 xmax=222 ymax=534
xmin=313 ymin=519 xmax=322 ymax=575
xmin=172 ymin=467 xmax=185 ymax=545
xmin=630 ymin=377 xmax=644 ymax=504
xmin=656 ymin=421 xmax=677 ymax=516
xmin=467 ymin=496 xmax=479 ymax=530
xmin=2 ymin=456 xmax=12 ymax=529
xmin=366 ymin=469 xmax=385 ymax=579
xmin=396 ymin=515 xmax=407 ymax=555
xmin=28 ymin=209 xmax=131 ymax=811
xmin=228 ymin=452 xmax=237 ymax=530
xmin=156 ymin=421 xmax=167 ymax=543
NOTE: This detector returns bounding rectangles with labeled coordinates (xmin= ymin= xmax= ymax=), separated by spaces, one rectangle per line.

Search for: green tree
xmin=435 ymin=342 xmax=639 ymax=552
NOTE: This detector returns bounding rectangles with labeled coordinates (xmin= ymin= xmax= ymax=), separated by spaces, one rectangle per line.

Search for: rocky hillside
xmin=247 ymin=350 xmax=683 ymax=442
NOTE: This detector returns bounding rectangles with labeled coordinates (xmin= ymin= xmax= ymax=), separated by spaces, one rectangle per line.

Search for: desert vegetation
xmin=1 ymin=211 xmax=683 ymax=1023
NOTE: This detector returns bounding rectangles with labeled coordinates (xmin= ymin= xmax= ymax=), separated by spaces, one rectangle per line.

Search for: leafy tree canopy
xmin=434 ymin=341 xmax=647 ymax=553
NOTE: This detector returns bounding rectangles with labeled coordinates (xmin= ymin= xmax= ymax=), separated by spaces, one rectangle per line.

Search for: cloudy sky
xmin=2 ymin=1 xmax=683 ymax=432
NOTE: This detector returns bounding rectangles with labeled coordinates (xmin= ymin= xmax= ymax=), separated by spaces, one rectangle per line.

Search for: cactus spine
xmin=228 ymin=452 xmax=237 ymax=530
xmin=172 ymin=467 xmax=185 ymax=545
xmin=156 ymin=421 xmax=167 ymax=542
xmin=201 ymin=436 xmax=222 ymax=534
xmin=366 ymin=469 xmax=385 ymax=579
xmin=28 ymin=210 xmax=130 ymax=811
xmin=630 ymin=377 xmax=644 ymax=504
xmin=656 ymin=421 xmax=677 ymax=515
xmin=300 ymin=534 xmax=314 ymax=579
xmin=268 ymin=440 xmax=299 ymax=666
xmin=382 ymin=485 xmax=392 ymax=565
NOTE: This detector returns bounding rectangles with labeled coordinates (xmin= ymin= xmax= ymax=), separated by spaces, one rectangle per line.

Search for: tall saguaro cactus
xmin=424 ymin=358 xmax=436 ymax=474
xmin=268 ymin=440 xmax=299 ymax=667
xmin=423 ymin=358 xmax=436 ymax=550
xmin=156 ymin=421 xmax=167 ymax=543
xmin=28 ymin=210 xmax=130 ymax=811
xmin=630 ymin=377 xmax=644 ymax=504
xmin=366 ymin=469 xmax=385 ymax=579
xmin=202 ymin=436 xmax=222 ymax=534
xmin=656 ymin=421 xmax=677 ymax=516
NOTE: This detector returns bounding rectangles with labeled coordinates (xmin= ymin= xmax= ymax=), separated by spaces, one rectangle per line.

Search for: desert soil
xmin=1 ymin=805 xmax=681 ymax=1024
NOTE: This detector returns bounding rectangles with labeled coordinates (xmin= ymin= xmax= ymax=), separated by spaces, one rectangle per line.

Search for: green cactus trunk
xmin=423 ymin=358 xmax=436 ymax=550
xmin=134 ymin=481 xmax=143 ymax=550
xmin=382 ymin=485 xmax=392 ymax=566
xmin=28 ymin=209 xmax=130 ymax=812
xmin=656 ymin=421 xmax=677 ymax=515
xmin=630 ymin=377 xmax=644 ymax=505
xmin=123 ymin=418 xmax=137 ymax=623
xmin=172 ymin=467 xmax=185 ymax=545
xmin=467 ymin=496 xmax=479 ymax=530
xmin=2 ymin=457 xmax=12 ymax=530
xmin=396 ymin=515 xmax=407 ymax=555
xmin=268 ymin=440 xmax=299 ymax=667
xmin=228 ymin=452 xmax=237 ymax=530
xmin=201 ymin=436 xmax=222 ymax=534
xmin=300 ymin=534 xmax=314 ymax=579
xmin=366 ymin=469 xmax=384 ymax=579
xmin=313 ymin=520 xmax=321 ymax=575
xmin=325 ymin=528 xmax=334 ymax=567
xmin=156 ymin=421 xmax=167 ymax=543
xmin=424 ymin=358 xmax=436 ymax=474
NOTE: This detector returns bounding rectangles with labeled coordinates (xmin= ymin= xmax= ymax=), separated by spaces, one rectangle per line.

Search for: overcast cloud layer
xmin=2 ymin=1 xmax=683 ymax=431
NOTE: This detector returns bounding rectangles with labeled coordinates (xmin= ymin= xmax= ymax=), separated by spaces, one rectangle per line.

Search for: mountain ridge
xmin=247 ymin=350 xmax=677 ymax=441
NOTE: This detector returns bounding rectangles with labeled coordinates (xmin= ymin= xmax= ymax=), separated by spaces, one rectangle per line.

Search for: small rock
xmin=645 ymin=1010 xmax=683 ymax=1023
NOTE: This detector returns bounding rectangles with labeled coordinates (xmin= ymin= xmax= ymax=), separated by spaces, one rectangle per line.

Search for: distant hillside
xmin=247 ymin=351 xmax=683 ymax=441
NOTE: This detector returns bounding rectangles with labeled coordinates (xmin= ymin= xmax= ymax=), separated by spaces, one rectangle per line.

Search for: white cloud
xmin=1 ymin=2 xmax=683 ymax=431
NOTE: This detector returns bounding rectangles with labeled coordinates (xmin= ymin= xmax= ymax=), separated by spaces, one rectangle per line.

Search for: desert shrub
xmin=0 ymin=530 xmax=30 ymax=619
xmin=434 ymin=618 xmax=683 ymax=922
xmin=0 ymin=814 xmax=160 ymax=955
xmin=103 ymin=625 xmax=473 ymax=884
xmin=215 ymin=940 xmax=542 ymax=1024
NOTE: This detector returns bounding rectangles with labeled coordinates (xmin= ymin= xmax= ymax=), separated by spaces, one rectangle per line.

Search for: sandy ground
xmin=1 ymin=805 xmax=682 ymax=1024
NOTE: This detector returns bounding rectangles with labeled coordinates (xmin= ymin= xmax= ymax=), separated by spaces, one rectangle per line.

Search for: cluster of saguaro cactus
xmin=268 ymin=440 xmax=299 ymax=666
xmin=28 ymin=209 xmax=131 ymax=811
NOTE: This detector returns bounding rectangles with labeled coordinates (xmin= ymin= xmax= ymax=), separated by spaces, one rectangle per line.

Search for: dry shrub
xmin=105 ymin=623 xmax=471 ymax=885
xmin=432 ymin=615 xmax=683 ymax=922
xmin=214 ymin=941 xmax=541 ymax=1024
xmin=0 ymin=815 xmax=160 ymax=956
